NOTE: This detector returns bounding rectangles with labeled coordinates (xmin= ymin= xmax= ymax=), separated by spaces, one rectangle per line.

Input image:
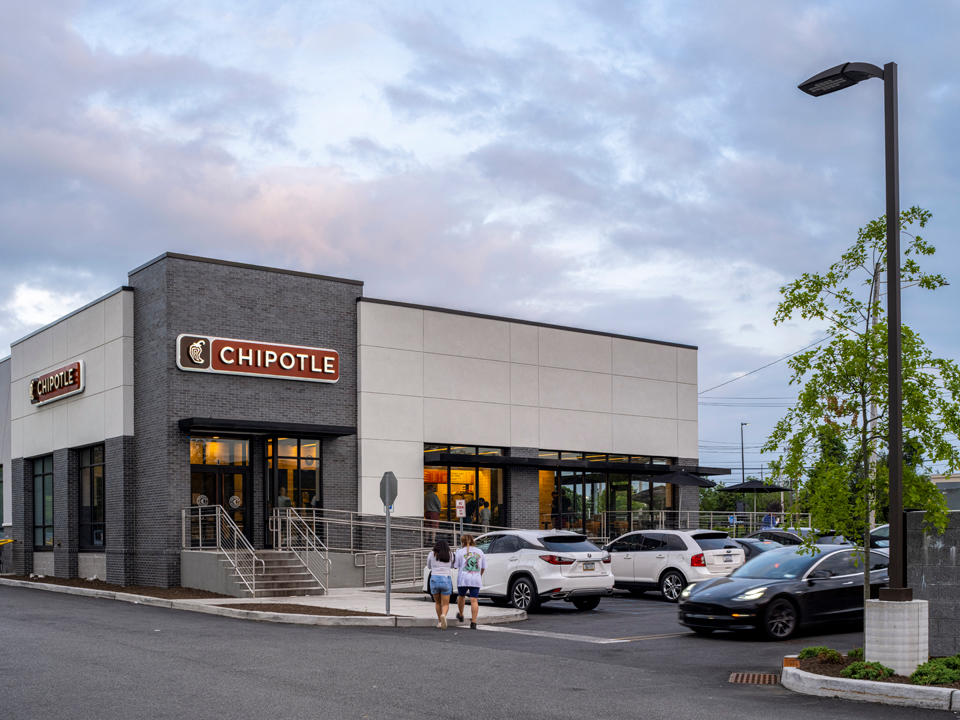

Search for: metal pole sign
xmin=455 ymin=498 xmax=466 ymax=539
xmin=380 ymin=472 xmax=398 ymax=615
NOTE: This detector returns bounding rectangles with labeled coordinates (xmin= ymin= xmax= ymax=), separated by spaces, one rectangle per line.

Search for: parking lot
xmin=2 ymin=584 xmax=949 ymax=720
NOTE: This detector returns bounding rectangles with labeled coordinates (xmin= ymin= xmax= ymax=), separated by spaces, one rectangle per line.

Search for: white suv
xmin=605 ymin=530 xmax=745 ymax=602
xmin=426 ymin=530 xmax=614 ymax=611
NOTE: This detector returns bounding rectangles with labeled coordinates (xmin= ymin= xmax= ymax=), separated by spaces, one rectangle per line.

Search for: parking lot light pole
xmin=798 ymin=61 xmax=910 ymax=601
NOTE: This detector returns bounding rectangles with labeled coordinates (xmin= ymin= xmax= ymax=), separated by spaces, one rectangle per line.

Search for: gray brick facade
xmin=11 ymin=457 xmax=30 ymax=574
xmin=505 ymin=447 xmax=540 ymax=529
xmin=52 ymin=447 xmax=78 ymax=578
xmin=907 ymin=510 xmax=960 ymax=656
xmin=105 ymin=436 xmax=136 ymax=585
xmin=127 ymin=254 xmax=362 ymax=586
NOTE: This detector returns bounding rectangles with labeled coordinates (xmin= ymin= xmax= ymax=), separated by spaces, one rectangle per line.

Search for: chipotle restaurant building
xmin=0 ymin=253 xmax=724 ymax=587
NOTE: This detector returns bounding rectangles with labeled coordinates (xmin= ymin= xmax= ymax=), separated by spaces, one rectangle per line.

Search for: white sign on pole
xmin=455 ymin=499 xmax=466 ymax=518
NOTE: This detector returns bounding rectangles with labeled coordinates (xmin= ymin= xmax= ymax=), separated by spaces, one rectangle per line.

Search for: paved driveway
xmin=0 ymin=585 xmax=948 ymax=720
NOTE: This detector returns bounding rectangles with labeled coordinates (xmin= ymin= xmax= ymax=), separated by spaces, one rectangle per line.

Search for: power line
xmin=698 ymin=336 xmax=830 ymax=395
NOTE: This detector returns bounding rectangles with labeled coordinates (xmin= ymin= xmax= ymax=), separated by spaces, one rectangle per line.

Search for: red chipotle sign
xmin=176 ymin=334 xmax=339 ymax=383
xmin=29 ymin=361 xmax=86 ymax=406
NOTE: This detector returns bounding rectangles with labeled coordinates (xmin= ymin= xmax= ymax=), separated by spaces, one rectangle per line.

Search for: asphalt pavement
xmin=0 ymin=585 xmax=951 ymax=720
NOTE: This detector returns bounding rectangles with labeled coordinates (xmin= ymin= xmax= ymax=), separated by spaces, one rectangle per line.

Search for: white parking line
xmin=476 ymin=626 xmax=690 ymax=644
xmin=476 ymin=625 xmax=630 ymax=644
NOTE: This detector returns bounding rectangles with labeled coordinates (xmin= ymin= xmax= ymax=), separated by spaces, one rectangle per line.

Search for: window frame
xmin=32 ymin=455 xmax=54 ymax=550
xmin=78 ymin=444 xmax=106 ymax=550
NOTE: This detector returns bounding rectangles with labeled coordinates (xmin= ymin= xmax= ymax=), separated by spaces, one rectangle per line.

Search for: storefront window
xmin=422 ymin=461 xmax=504 ymax=525
xmin=33 ymin=455 xmax=54 ymax=548
xmin=539 ymin=470 xmax=556 ymax=529
xmin=267 ymin=437 xmax=322 ymax=509
xmin=190 ymin=437 xmax=248 ymax=465
xmin=477 ymin=467 xmax=503 ymax=526
xmin=79 ymin=445 xmax=105 ymax=549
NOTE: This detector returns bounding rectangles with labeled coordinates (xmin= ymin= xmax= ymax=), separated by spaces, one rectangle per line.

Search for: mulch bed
xmin=217 ymin=603 xmax=385 ymax=617
xmin=7 ymin=575 xmax=229 ymax=599
xmin=799 ymin=657 xmax=960 ymax=689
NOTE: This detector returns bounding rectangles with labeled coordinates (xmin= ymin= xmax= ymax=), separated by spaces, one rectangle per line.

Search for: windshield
xmin=693 ymin=535 xmax=739 ymax=550
xmin=539 ymin=536 xmax=601 ymax=553
xmin=731 ymin=548 xmax=822 ymax=579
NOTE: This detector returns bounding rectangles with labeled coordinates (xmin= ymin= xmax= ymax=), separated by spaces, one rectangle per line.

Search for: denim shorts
xmin=429 ymin=574 xmax=453 ymax=595
xmin=458 ymin=585 xmax=480 ymax=598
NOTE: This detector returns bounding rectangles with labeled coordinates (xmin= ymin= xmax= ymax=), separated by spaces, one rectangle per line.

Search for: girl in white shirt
xmin=426 ymin=540 xmax=454 ymax=629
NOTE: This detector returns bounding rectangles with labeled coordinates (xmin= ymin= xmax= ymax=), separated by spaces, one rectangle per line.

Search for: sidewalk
xmin=0 ymin=577 xmax=526 ymax=628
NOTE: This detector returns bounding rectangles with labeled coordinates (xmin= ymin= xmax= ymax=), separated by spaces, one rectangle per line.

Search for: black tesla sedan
xmin=677 ymin=545 xmax=888 ymax=640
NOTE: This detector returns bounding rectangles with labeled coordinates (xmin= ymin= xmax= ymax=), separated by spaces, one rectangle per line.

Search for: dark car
xmin=748 ymin=528 xmax=850 ymax=546
xmin=677 ymin=545 xmax=888 ymax=640
xmin=731 ymin=537 xmax=783 ymax=561
xmin=869 ymin=524 xmax=889 ymax=548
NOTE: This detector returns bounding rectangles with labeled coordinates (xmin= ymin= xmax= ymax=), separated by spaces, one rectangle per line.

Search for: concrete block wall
xmin=907 ymin=510 xmax=960 ymax=656
xmin=358 ymin=299 xmax=699 ymax=517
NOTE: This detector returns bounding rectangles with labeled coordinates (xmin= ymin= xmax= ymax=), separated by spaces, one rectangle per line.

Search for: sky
xmin=2 ymin=1 xmax=959 ymax=482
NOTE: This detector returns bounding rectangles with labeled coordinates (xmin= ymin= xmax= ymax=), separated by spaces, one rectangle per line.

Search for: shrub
xmin=910 ymin=656 xmax=960 ymax=686
xmin=841 ymin=661 xmax=894 ymax=681
xmin=798 ymin=646 xmax=843 ymax=664
xmin=847 ymin=648 xmax=864 ymax=660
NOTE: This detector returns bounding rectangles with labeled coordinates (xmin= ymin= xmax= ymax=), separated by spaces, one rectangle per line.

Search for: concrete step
xmin=251 ymin=587 xmax=326 ymax=598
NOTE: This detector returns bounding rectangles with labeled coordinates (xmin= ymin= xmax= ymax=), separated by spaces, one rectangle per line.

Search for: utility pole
xmin=740 ymin=422 xmax=748 ymax=484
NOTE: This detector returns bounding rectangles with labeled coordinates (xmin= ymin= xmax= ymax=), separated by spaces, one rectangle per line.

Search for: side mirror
xmin=807 ymin=569 xmax=831 ymax=582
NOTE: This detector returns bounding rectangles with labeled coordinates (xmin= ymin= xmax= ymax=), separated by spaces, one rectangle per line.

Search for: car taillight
xmin=539 ymin=554 xmax=575 ymax=565
xmin=602 ymin=555 xmax=611 ymax=564
xmin=691 ymin=553 xmax=706 ymax=567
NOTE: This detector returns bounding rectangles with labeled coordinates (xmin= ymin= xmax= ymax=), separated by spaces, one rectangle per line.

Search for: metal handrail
xmin=354 ymin=547 xmax=432 ymax=586
xmin=181 ymin=505 xmax=264 ymax=595
xmin=271 ymin=507 xmax=514 ymax=553
xmin=272 ymin=507 xmax=331 ymax=593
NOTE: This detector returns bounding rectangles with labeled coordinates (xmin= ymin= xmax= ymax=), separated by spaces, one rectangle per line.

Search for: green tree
xmin=764 ymin=207 xmax=957 ymax=549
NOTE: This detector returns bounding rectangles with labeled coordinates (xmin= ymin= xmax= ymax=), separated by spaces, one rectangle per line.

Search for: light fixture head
xmin=798 ymin=62 xmax=884 ymax=97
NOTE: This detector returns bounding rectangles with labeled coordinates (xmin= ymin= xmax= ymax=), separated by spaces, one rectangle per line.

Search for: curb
xmin=781 ymin=666 xmax=960 ymax=711
xmin=0 ymin=578 xmax=526 ymax=628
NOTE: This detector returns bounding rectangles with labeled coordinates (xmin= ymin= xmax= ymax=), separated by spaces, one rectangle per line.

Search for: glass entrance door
xmin=190 ymin=470 xmax=248 ymax=538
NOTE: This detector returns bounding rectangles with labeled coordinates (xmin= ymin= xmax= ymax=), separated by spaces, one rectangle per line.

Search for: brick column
xmin=251 ymin=438 xmax=265 ymax=550
xmin=11 ymin=458 xmax=32 ymax=575
xmin=53 ymin=448 xmax=79 ymax=578
xmin=105 ymin=436 xmax=135 ymax=585
xmin=506 ymin=447 xmax=540 ymax=529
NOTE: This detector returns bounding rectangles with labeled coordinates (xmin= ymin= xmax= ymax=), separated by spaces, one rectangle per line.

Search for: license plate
xmin=723 ymin=556 xmax=733 ymax=563
xmin=582 ymin=562 xmax=595 ymax=571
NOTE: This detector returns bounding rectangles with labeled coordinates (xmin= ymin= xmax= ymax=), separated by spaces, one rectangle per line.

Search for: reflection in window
xmin=79 ymin=445 xmax=106 ymax=549
xmin=190 ymin=437 xmax=249 ymax=466
xmin=33 ymin=455 xmax=54 ymax=548
xmin=267 ymin=437 xmax=322 ymax=510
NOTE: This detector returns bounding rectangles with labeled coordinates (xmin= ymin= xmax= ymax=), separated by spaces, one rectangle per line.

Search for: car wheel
xmin=691 ymin=627 xmax=714 ymax=636
xmin=763 ymin=598 xmax=798 ymax=640
xmin=572 ymin=597 xmax=600 ymax=611
xmin=659 ymin=571 xmax=686 ymax=602
xmin=509 ymin=577 xmax=540 ymax=611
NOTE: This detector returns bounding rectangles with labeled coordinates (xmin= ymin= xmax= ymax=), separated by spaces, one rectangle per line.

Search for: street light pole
xmin=798 ymin=60 xmax=910 ymax=601
xmin=882 ymin=62 xmax=908 ymax=600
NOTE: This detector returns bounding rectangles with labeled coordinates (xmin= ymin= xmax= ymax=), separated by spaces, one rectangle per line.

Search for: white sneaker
xmin=436 ymin=622 xmax=443 ymax=629
xmin=440 ymin=616 xmax=447 ymax=630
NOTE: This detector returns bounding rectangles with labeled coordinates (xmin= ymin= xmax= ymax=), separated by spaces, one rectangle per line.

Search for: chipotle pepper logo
xmin=176 ymin=334 xmax=339 ymax=383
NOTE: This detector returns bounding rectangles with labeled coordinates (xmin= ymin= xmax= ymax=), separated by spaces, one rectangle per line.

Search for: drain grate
xmin=729 ymin=672 xmax=780 ymax=685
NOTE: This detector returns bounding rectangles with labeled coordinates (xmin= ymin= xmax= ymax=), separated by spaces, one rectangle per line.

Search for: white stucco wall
xmin=357 ymin=300 xmax=698 ymax=516
xmin=9 ymin=289 xmax=134 ymax=459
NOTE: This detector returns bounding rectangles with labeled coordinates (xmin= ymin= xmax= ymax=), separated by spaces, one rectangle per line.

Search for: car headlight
xmin=733 ymin=587 xmax=767 ymax=602
xmin=680 ymin=585 xmax=693 ymax=599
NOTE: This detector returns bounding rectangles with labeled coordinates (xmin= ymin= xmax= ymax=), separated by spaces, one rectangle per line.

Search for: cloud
xmin=2 ymin=0 xmax=960 ymax=478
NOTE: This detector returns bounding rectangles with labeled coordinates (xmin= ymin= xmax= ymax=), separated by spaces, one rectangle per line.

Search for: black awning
xmin=720 ymin=478 xmax=793 ymax=493
xmin=647 ymin=470 xmax=716 ymax=488
xmin=178 ymin=417 xmax=355 ymax=437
